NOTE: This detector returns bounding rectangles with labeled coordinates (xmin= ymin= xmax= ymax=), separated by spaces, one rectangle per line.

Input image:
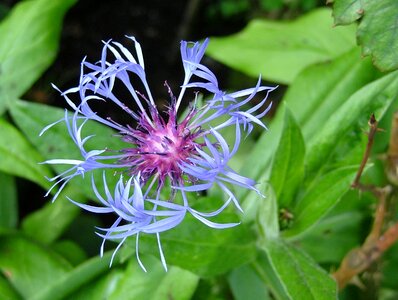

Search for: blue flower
xmin=42 ymin=36 xmax=275 ymax=270
xmin=68 ymin=173 xmax=239 ymax=271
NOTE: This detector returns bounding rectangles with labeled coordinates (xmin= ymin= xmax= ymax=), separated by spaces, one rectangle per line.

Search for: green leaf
xmin=0 ymin=118 xmax=52 ymax=188
xmin=0 ymin=274 xmax=22 ymax=300
xmin=284 ymin=166 xmax=358 ymax=238
xmin=240 ymin=47 xmax=377 ymax=203
xmin=228 ymin=264 xmax=271 ymax=300
xmin=68 ymin=270 xmax=123 ymax=300
xmin=0 ymin=234 xmax=72 ymax=299
xmin=381 ymin=243 xmax=398 ymax=290
xmin=299 ymin=211 xmax=364 ymax=263
xmin=269 ymin=106 xmax=305 ymax=208
xmin=108 ymin=255 xmax=199 ymax=300
xmin=253 ymin=251 xmax=291 ymax=300
xmin=357 ymin=0 xmax=398 ymax=72
xmin=206 ymin=8 xmax=356 ymax=84
xmin=332 ymin=0 xmax=363 ymax=25
xmin=139 ymin=213 xmax=256 ymax=277
xmin=30 ymin=251 xmax=118 ymax=300
xmin=0 ymin=0 xmax=76 ymax=113
xmin=258 ymin=240 xmax=337 ymax=300
xmin=52 ymin=240 xmax=87 ymax=266
xmin=256 ymin=182 xmax=279 ymax=240
xmin=306 ymin=71 xmax=398 ymax=176
xmin=9 ymin=99 xmax=124 ymax=199
xmin=22 ymin=185 xmax=85 ymax=245
xmin=285 ymin=49 xmax=378 ymax=142
xmin=0 ymin=172 xmax=18 ymax=229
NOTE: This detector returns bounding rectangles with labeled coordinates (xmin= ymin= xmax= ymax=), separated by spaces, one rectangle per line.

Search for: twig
xmin=351 ymin=114 xmax=378 ymax=189
xmin=332 ymin=114 xmax=398 ymax=289
xmin=333 ymin=187 xmax=392 ymax=289
xmin=387 ymin=112 xmax=398 ymax=185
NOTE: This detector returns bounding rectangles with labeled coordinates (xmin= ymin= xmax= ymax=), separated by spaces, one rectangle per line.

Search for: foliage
xmin=0 ymin=1 xmax=397 ymax=299
xmin=333 ymin=0 xmax=398 ymax=72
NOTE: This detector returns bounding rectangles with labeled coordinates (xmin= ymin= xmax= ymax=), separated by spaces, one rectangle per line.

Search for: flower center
xmin=122 ymin=108 xmax=201 ymax=185
xmin=142 ymin=125 xmax=192 ymax=167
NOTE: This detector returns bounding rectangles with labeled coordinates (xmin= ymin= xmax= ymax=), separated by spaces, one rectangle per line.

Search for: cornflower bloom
xmin=68 ymin=173 xmax=238 ymax=271
xmin=42 ymin=36 xmax=275 ymax=269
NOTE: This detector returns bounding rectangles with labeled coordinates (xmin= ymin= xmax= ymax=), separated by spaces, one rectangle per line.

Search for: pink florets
xmin=122 ymin=103 xmax=203 ymax=186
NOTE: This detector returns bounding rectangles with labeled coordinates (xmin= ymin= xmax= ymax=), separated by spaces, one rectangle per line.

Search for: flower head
xmin=43 ymin=36 xmax=275 ymax=270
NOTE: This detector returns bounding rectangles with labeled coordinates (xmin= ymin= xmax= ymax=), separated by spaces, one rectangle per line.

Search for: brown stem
xmin=388 ymin=112 xmax=398 ymax=158
xmin=377 ymin=222 xmax=398 ymax=252
xmin=332 ymin=189 xmax=393 ymax=289
xmin=332 ymin=114 xmax=398 ymax=289
xmin=351 ymin=114 xmax=378 ymax=189
xmin=387 ymin=112 xmax=398 ymax=185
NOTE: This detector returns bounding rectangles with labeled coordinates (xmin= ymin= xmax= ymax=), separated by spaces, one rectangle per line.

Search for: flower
xmin=68 ymin=173 xmax=186 ymax=271
xmin=69 ymin=173 xmax=239 ymax=271
xmin=42 ymin=36 xmax=275 ymax=270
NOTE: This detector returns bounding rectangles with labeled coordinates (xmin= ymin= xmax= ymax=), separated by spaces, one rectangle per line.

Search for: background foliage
xmin=1 ymin=0 xmax=398 ymax=299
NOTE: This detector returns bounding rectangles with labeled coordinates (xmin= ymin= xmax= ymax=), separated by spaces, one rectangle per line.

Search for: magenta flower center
xmin=123 ymin=107 xmax=201 ymax=185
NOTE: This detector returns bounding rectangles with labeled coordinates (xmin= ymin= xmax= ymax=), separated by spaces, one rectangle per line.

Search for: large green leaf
xmin=0 ymin=274 xmax=21 ymax=300
xmin=0 ymin=118 xmax=52 ymax=188
xmin=138 ymin=212 xmax=256 ymax=277
xmin=332 ymin=0 xmax=363 ymax=25
xmin=256 ymin=182 xmax=279 ymax=240
xmin=30 ymin=251 xmax=118 ymax=300
xmin=269 ymin=106 xmax=305 ymax=208
xmin=239 ymin=48 xmax=377 ymax=202
xmin=258 ymin=240 xmax=337 ymax=300
xmin=67 ymin=270 xmax=123 ymax=300
xmin=284 ymin=166 xmax=358 ymax=238
xmin=306 ymin=71 xmax=398 ymax=177
xmin=0 ymin=234 xmax=72 ymax=299
xmin=206 ymin=8 xmax=356 ymax=84
xmin=22 ymin=185 xmax=86 ymax=245
xmin=108 ymin=256 xmax=199 ymax=300
xmin=52 ymin=240 xmax=87 ymax=266
xmin=357 ymin=0 xmax=398 ymax=71
xmin=228 ymin=264 xmax=271 ymax=300
xmin=299 ymin=211 xmax=364 ymax=263
xmin=0 ymin=172 xmax=18 ymax=229
xmin=332 ymin=0 xmax=398 ymax=71
xmin=0 ymin=0 xmax=76 ymax=113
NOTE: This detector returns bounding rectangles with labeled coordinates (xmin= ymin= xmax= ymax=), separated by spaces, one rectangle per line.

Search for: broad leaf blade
xmin=139 ymin=213 xmax=256 ymax=277
xmin=22 ymin=186 xmax=86 ymax=245
xmin=206 ymin=8 xmax=356 ymax=84
xmin=299 ymin=211 xmax=364 ymax=263
xmin=0 ymin=0 xmax=76 ymax=112
xmin=332 ymin=0 xmax=363 ymax=25
xmin=109 ymin=256 xmax=199 ymax=300
xmin=0 ymin=172 xmax=18 ymax=228
xmin=0 ymin=118 xmax=52 ymax=189
xmin=259 ymin=240 xmax=337 ymax=300
xmin=30 ymin=251 xmax=117 ymax=300
xmin=240 ymin=48 xmax=377 ymax=203
xmin=357 ymin=0 xmax=398 ymax=71
xmin=67 ymin=270 xmax=123 ymax=300
xmin=269 ymin=106 xmax=305 ymax=208
xmin=0 ymin=234 xmax=72 ymax=299
xmin=306 ymin=71 xmax=398 ymax=177
xmin=0 ymin=275 xmax=22 ymax=300
xmin=256 ymin=182 xmax=279 ymax=240
xmin=284 ymin=166 xmax=358 ymax=238
xmin=228 ymin=264 xmax=271 ymax=300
